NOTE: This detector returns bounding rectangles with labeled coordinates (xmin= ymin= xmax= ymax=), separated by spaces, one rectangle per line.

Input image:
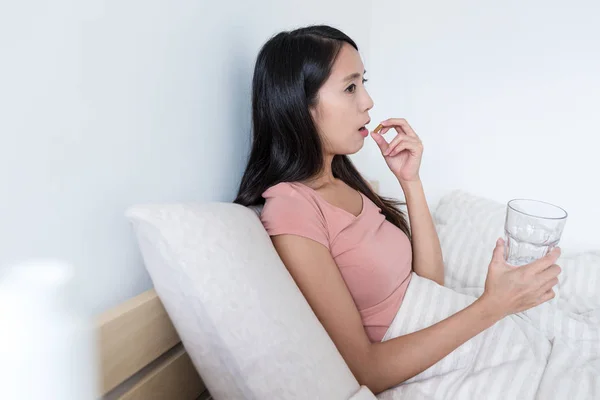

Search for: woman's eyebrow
xmin=342 ymin=69 xmax=366 ymax=83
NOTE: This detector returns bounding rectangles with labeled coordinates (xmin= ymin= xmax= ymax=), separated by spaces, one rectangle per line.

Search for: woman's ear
xmin=309 ymin=104 xmax=319 ymax=123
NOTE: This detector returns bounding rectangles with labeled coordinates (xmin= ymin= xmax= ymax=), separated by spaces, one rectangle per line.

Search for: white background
xmin=0 ymin=0 xmax=373 ymax=314
xmin=355 ymin=0 xmax=599 ymax=254
xmin=1 ymin=0 xmax=597 ymax=315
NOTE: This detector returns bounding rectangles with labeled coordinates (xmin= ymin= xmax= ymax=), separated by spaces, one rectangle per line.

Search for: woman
xmin=234 ymin=25 xmax=561 ymax=395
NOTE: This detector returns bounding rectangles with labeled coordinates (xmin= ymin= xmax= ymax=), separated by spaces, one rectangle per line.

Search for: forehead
xmin=330 ymin=43 xmax=365 ymax=78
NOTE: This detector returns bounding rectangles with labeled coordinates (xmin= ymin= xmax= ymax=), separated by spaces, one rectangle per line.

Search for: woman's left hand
xmin=371 ymin=118 xmax=423 ymax=183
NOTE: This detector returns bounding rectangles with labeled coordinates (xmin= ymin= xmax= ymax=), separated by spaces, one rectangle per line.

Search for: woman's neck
xmin=302 ymin=154 xmax=336 ymax=189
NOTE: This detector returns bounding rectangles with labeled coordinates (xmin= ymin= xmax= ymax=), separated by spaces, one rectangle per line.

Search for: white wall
xmin=354 ymin=0 xmax=599 ymax=253
xmin=0 ymin=0 xmax=373 ymax=314
xmin=5 ymin=0 xmax=596 ymax=315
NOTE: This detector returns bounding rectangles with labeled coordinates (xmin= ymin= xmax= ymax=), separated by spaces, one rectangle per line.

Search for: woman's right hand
xmin=480 ymin=238 xmax=562 ymax=318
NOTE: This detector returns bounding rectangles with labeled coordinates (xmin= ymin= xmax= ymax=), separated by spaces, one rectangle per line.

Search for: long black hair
xmin=234 ymin=25 xmax=411 ymax=239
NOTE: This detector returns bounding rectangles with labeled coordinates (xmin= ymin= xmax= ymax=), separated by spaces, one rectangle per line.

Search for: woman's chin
xmin=331 ymin=136 xmax=366 ymax=156
xmin=342 ymin=140 xmax=365 ymax=155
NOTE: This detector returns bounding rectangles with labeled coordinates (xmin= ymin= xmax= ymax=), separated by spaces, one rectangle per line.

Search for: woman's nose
xmin=363 ymin=91 xmax=374 ymax=112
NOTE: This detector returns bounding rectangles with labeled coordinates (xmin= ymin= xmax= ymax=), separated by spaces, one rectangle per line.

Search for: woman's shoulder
xmin=260 ymin=182 xmax=330 ymax=248
xmin=262 ymin=181 xmax=314 ymax=202
xmin=261 ymin=181 xmax=326 ymax=217
xmin=261 ymin=181 xmax=295 ymax=198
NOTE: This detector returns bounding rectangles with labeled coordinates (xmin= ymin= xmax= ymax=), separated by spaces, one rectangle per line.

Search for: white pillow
xmin=125 ymin=202 xmax=376 ymax=400
xmin=433 ymin=190 xmax=506 ymax=292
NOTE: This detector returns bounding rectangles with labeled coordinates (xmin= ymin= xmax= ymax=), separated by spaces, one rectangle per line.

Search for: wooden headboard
xmin=97 ymin=289 xmax=211 ymax=400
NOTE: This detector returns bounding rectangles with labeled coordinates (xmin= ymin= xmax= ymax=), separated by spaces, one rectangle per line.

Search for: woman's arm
xmin=271 ymin=234 xmax=501 ymax=395
xmin=400 ymin=178 xmax=445 ymax=285
xmin=370 ymin=118 xmax=443 ymax=284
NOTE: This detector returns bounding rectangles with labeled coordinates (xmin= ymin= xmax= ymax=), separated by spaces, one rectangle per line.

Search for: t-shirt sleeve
xmin=260 ymin=185 xmax=330 ymax=249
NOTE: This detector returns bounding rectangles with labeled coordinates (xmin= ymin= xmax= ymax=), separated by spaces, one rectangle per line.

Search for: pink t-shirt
xmin=260 ymin=181 xmax=413 ymax=342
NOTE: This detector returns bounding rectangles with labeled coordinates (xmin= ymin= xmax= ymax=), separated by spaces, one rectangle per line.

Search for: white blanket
xmin=377 ymin=190 xmax=600 ymax=399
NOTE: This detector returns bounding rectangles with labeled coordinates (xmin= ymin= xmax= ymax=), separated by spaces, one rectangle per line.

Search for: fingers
xmin=491 ymin=238 xmax=506 ymax=263
xmin=538 ymin=276 xmax=559 ymax=294
xmin=372 ymin=118 xmax=422 ymax=157
xmin=537 ymin=289 xmax=556 ymax=305
xmin=538 ymin=263 xmax=562 ymax=282
xmin=385 ymin=136 xmax=421 ymax=156
xmin=380 ymin=118 xmax=418 ymax=138
xmin=383 ymin=133 xmax=406 ymax=155
xmin=371 ymin=128 xmax=421 ymax=157
xmin=524 ymin=247 xmax=562 ymax=274
xmin=370 ymin=130 xmax=390 ymax=154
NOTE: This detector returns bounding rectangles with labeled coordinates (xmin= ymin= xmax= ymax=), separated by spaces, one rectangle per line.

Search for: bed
xmin=103 ymin=188 xmax=599 ymax=399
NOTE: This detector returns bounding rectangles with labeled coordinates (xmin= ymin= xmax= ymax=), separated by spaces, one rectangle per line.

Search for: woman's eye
xmin=346 ymin=78 xmax=368 ymax=94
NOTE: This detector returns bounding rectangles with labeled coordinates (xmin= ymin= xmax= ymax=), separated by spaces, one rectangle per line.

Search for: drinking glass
xmin=504 ymin=199 xmax=568 ymax=266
